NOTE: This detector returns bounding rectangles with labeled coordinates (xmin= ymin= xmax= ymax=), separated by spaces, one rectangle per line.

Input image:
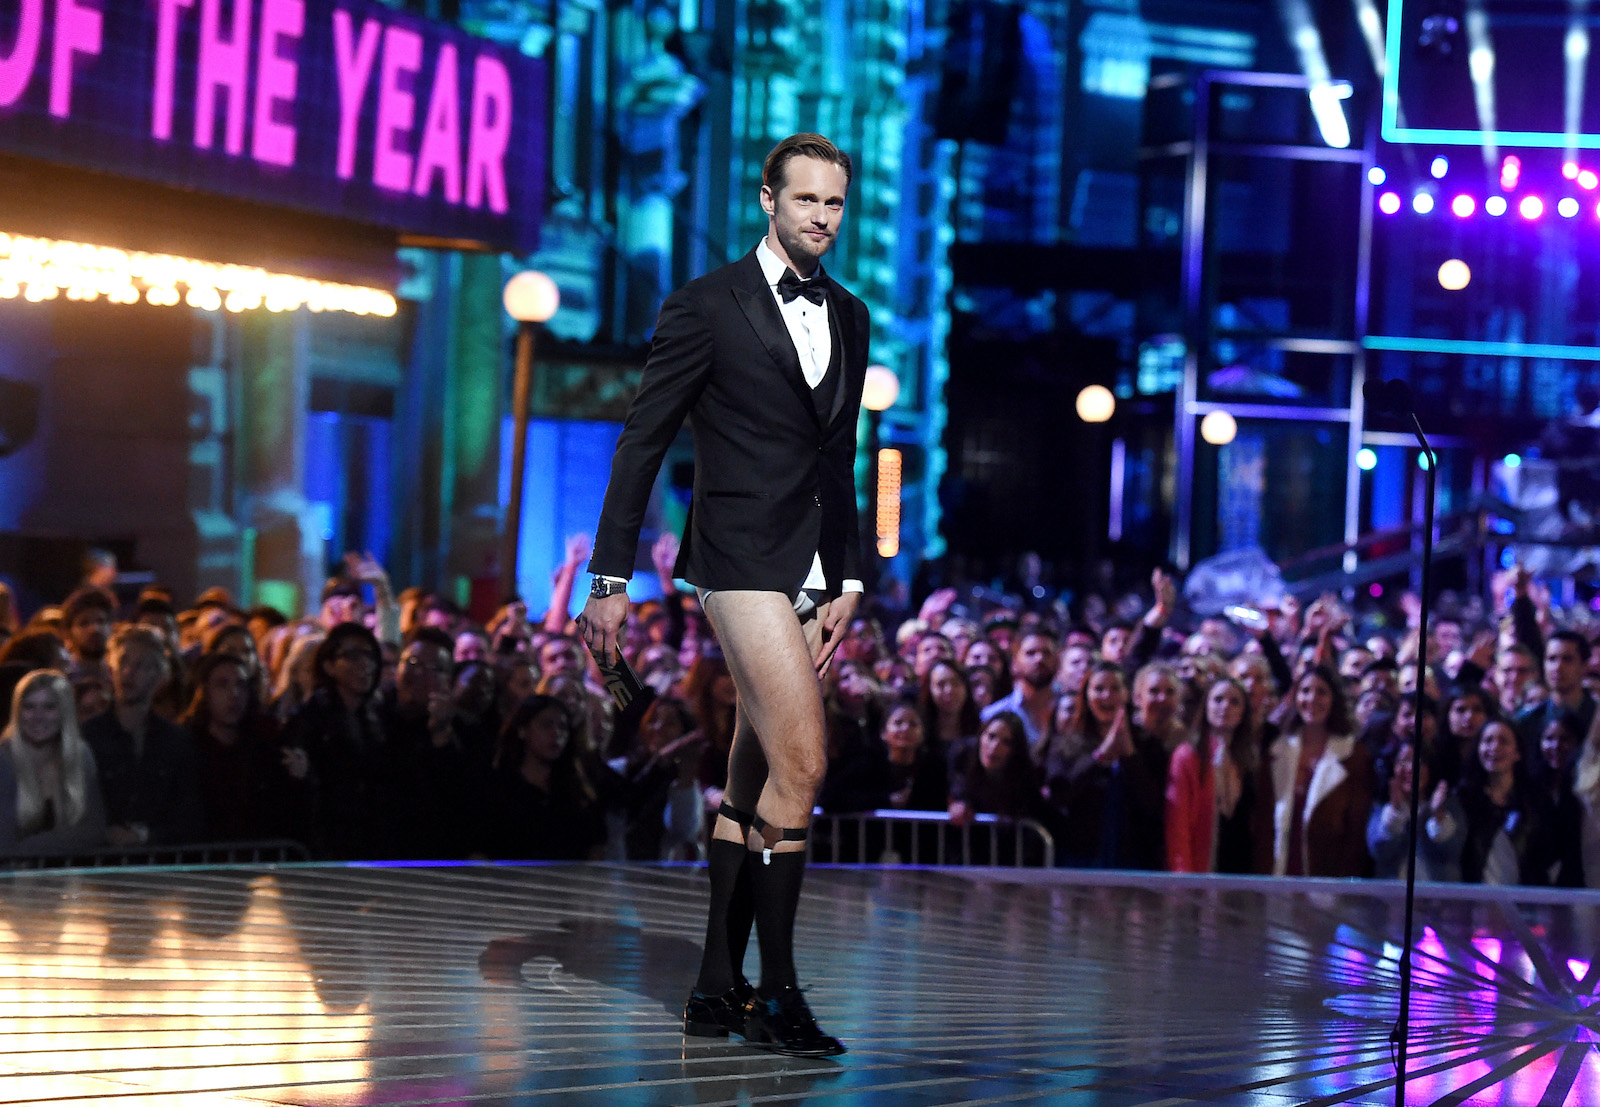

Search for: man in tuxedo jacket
xmin=579 ymin=133 xmax=867 ymax=1057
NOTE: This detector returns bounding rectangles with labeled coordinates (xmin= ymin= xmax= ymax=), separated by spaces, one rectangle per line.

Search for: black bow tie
xmin=777 ymin=269 xmax=828 ymax=305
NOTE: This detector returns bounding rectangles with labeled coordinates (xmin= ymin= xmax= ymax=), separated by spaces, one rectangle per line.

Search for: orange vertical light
xmin=876 ymin=447 xmax=901 ymax=558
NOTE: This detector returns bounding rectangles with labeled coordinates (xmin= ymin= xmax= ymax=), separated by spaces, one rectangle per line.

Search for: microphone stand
xmin=1390 ymin=410 xmax=1436 ymax=1107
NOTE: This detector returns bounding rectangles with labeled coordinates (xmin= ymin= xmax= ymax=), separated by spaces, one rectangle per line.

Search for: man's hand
xmin=577 ymin=592 xmax=630 ymax=665
xmin=814 ymin=591 xmax=861 ymax=676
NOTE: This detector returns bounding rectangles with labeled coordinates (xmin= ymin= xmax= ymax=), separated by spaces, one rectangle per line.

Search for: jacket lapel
xmin=825 ymin=278 xmax=864 ymax=429
xmin=1305 ymin=736 xmax=1354 ymax=822
xmin=730 ymin=251 xmax=817 ymax=423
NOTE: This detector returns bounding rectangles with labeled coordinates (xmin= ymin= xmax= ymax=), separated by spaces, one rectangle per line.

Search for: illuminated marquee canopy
xmin=0 ymin=230 xmax=399 ymax=316
xmin=0 ymin=0 xmax=545 ymax=251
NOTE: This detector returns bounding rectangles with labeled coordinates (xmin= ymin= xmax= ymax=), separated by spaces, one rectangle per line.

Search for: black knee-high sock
xmin=748 ymin=848 xmax=806 ymax=991
xmin=694 ymin=838 xmax=748 ymax=995
xmin=727 ymin=860 xmax=756 ymax=981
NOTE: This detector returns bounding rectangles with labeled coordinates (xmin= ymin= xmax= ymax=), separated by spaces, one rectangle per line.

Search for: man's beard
xmin=778 ymin=224 xmax=832 ymax=270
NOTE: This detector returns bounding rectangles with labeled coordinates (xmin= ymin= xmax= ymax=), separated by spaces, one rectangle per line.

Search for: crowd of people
xmin=3 ymin=533 xmax=1599 ymax=887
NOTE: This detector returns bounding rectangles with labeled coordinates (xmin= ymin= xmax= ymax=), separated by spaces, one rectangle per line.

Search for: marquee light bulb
xmin=1379 ymin=191 xmax=1402 ymax=214
xmin=1450 ymin=194 xmax=1475 ymax=218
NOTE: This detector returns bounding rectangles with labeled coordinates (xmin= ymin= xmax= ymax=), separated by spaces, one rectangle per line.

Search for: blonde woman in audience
xmin=271 ymin=632 xmax=325 ymax=723
xmin=0 ymin=670 xmax=107 ymax=856
xmin=1132 ymin=662 xmax=1188 ymax=754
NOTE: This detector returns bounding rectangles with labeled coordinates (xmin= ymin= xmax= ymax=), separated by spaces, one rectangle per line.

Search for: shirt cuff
xmin=843 ymin=579 xmax=864 ymax=594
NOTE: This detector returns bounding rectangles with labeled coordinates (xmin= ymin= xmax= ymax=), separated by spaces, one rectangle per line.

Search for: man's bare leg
xmin=700 ymin=590 xmax=843 ymax=1056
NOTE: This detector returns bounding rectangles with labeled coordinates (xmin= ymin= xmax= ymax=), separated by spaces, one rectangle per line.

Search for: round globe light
xmin=1075 ymin=384 xmax=1115 ymax=423
xmin=1438 ymin=259 xmax=1471 ymax=291
xmin=862 ymin=365 xmax=900 ymax=412
xmin=1200 ymin=410 xmax=1238 ymax=446
xmin=502 ymin=270 xmax=560 ymax=322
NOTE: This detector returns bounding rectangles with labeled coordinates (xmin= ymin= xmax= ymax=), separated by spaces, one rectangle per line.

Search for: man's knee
xmin=779 ymin=742 xmax=827 ymax=795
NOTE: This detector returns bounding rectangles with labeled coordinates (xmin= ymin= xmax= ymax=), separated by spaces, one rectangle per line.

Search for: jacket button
xmin=813 ymin=495 xmax=821 ymax=506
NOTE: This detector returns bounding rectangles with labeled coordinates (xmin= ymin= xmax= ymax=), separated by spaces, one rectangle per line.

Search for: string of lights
xmin=0 ymin=232 xmax=398 ymax=318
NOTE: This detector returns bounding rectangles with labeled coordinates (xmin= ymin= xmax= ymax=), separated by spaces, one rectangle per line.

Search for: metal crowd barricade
xmin=806 ymin=809 xmax=1055 ymax=868
xmin=2 ymin=839 xmax=311 ymax=871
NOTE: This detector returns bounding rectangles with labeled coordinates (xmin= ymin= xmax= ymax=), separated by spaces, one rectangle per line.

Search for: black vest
xmin=811 ymin=300 xmax=845 ymax=424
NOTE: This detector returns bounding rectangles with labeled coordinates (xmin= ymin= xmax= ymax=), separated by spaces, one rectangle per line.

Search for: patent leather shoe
xmin=743 ymin=984 xmax=846 ymax=1057
xmin=683 ymin=977 xmax=754 ymax=1038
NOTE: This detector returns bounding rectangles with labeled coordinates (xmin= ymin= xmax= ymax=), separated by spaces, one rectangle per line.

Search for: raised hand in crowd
xmin=345 ymin=550 xmax=398 ymax=643
xmin=917 ymin=587 xmax=959 ymax=629
xmin=1142 ymin=568 xmax=1177 ymax=628
xmin=651 ymin=532 xmax=679 ymax=590
xmin=1464 ymin=629 xmax=1497 ymax=674
xmin=548 ymin=533 xmax=595 ymax=634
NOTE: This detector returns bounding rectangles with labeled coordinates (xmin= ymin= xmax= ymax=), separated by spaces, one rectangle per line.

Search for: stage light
xmin=1369 ymin=166 xmax=1387 ymax=185
xmin=1369 ymin=583 xmax=1383 ymax=598
xmin=1379 ymin=191 xmax=1402 ymax=214
xmin=1438 ymin=259 xmax=1471 ymax=290
xmin=1451 ymin=194 xmax=1475 ymax=217
xmin=1199 ymin=411 xmax=1237 ymax=446
xmin=1504 ymin=452 xmax=1522 ymax=468
xmin=1485 ymin=195 xmax=1508 ymax=216
xmin=1581 ymin=170 xmax=1599 ymax=190
xmin=1520 ymin=195 xmax=1545 ymax=219
xmin=1413 ymin=192 xmax=1435 ymax=214
xmin=1431 ymin=155 xmax=1449 ymax=178
xmin=1501 ymin=155 xmax=1521 ymax=190
xmin=1357 ymin=447 xmax=1377 ymax=470
xmin=1565 ymin=160 xmax=1581 ymax=179
xmin=1076 ymin=384 xmax=1115 ymax=423
xmin=1560 ymin=196 xmax=1581 ymax=217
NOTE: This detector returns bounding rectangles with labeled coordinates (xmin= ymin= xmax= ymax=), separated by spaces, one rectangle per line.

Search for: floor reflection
xmin=1 ymin=864 xmax=1600 ymax=1104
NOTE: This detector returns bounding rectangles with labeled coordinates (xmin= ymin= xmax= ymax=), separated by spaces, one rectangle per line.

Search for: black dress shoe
xmin=742 ymin=985 xmax=847 ymax=1057
xmin=683 ymin=977 xmax=755 ymax=1038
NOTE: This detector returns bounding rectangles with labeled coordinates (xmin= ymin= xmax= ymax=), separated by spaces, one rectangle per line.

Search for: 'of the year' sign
xmin=0 ymin=0 xmax=546 ymax=250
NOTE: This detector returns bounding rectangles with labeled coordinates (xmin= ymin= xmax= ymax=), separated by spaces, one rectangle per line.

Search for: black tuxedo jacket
xmin=590 ymin=248 xmax=868 ymax=592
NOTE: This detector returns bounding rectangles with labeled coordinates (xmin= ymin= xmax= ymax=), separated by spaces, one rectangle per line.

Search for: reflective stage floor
xmin=4 ymin=863 xmax=1600 ymax=1106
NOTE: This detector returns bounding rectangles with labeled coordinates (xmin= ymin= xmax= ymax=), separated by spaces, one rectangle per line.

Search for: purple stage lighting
xmin=1564 ymin=160 xmax=1580 ymax=180
xmin=1559 ymin=197 xmax=1581 ymax=217
xmin=1413 ymin=192 xmax=1436 ymax=214
xmin=1379 ymin=191 xmax=1402 ymax=214
xmin=1502 ymin=155 xmax=1521 ymax=191
xmin=1520 ymin=195 xmax=1545 ymax=219
xmin=1581 ymin=170 xmax=1599 ymax=190
xmin=1369 ymin=166 xmax=1387 ymax=186
xmin=1451 ymin=194 xmax=1475 ymax=217
xmin=1485 ymin=195 xmax=1508 ymax=216
xmin=1431 ymin=156 xmax=1449 ymax=178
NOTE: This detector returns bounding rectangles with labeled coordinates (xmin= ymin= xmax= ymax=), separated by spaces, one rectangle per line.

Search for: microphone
xmin=1362 ymin=376 xmax=1414 ymax=417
